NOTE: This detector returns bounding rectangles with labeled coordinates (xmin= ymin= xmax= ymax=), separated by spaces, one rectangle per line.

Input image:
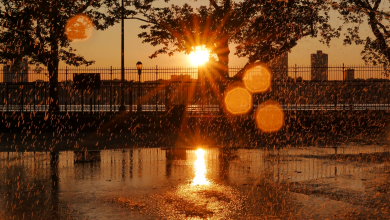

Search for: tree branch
xmin=126 ymin=16 xmax=157 ymax=24
xmin=223 ymin=0 xmax=231 ymax=12
xmin=373 ymin=0 xmax=382 ymax=10
xmin=76 ymin=0 xmax=95 ymax=15
xmin=355 ymin=0 xmax=372 ymax=9
xmin=377 ymin=21 xmax=389 ymax=37
xmin=209 ymin=0 xmax=219 ymax=9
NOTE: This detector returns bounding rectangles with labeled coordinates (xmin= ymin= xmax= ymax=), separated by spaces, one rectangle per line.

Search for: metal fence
xmin=1 ymin=64 xmax=388 ymax=83
xmin=0 ymin=65 xmax=390 ymax=113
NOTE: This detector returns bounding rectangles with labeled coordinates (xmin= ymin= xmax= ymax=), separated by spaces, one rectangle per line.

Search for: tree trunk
xmin=368 ymin=12 xmax=390 ymax=62
xmin=216 ymin=40 xmax=230 ymax=80
xmin=48 ymin=58 xmax=59 ymax=113
xmin=215 ymin=40 xmax=231 ymax=114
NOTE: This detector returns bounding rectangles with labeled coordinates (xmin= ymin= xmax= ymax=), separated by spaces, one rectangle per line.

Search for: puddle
xmin=0 ymin=146 xmax=389 ymax=219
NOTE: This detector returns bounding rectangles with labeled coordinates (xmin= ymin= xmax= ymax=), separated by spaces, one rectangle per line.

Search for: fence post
xmin=295 ymin=64 xmax=297 ymax=110
xmin=34 ymin=83 xmax=36 ymax=112
xmin=45 ymin=83 xmax=47 ymax=111
xmin=342 ymin=63 xmax=345 ymax=110
xmin=82 ymin=88 xmax=84 ymax=113
xmin=6 ymin=84 xmax=9 ymax=112
xmin=129 ymin=81 xmax=132 ymax=113
xmin=65 ymin=66 xmax=68 ymax=112
xmin=20 ymin=85 xmax=23 ymax=112
xmin=110 ymin=66 xmax=112 ymax=113
xmin=2 ymin=86 xmax=5 ymax=112
xmin=90 ymin=89 xmax=93 ymax=113
xmin=156 ymin=65 xmax=158 ymax=112
xmin=165 ymin=83 xmax=171 ymax=111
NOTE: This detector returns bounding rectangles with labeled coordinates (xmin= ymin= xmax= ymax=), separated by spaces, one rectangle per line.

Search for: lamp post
xmin=136 ymin=61 xmax=143 ymax=112
xmin=119 ymin=0 xmax=132 ymax=112
xmin=119 ymin=0 xmax=126 ymax=112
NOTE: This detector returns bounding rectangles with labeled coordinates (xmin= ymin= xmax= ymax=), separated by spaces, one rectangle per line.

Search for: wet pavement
xmin=0 ymin=145 xmax=389 ymax=219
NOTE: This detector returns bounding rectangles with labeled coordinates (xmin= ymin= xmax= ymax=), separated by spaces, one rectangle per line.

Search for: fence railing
xmin=1 ymin=64 xmax=389 ymax=83
xmin=1 ymin=65 xmax=390 ymax=113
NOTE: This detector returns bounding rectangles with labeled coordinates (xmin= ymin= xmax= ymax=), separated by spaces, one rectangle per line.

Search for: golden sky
xmin=1 ymin=0 xmax=381 ymax=68
xmin=66 ymin=0 xmax=378 ymax=68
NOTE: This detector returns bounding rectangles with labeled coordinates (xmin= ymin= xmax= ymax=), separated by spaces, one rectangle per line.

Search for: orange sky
xmin=64 ymin=0 xmax=376 ymax=68
xmin=0 ymin=0 xmax=381 ymax=68
xmin=67 ymin=24 xmax=368 ymax=68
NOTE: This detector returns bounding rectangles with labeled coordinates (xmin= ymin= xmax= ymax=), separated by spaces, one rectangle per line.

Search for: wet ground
xmin=0 ymin=144 xmax=390 ymax=219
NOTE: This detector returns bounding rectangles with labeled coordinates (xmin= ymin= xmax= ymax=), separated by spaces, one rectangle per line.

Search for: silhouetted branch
xmin=127 ymin=17 xmax=157 ymax=24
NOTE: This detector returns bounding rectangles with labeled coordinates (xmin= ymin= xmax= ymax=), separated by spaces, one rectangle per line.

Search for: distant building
xmin=311 ymin=50 xmax=328 ymax=81
xmin=343 ymin=69 xmax=355 ymax=81
xmin=3 ymin=58 xmax=29 ymax=83
xmin=268 ymin=52 xmax=288 ymax=80
xmin=144 ymin=79 xmax=167 ymax=84
xmin=171 ymin=74 xmax=191 ymax=82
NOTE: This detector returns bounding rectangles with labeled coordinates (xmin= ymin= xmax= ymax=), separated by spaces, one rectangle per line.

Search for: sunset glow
xmin=256 ymin=101 xmax=284 ymax=132
xmin=189 ymin=47 xmax=210 ymax=66
xmin=65 ymin=14 xmax=93 ymax=42
xmin=243 ymin=65 xmax=272 ymax=93
xmin=224 ymin=87 xmax=253 ymax=115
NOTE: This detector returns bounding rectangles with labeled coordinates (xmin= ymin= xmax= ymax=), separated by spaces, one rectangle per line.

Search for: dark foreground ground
xmin=0 ymin=110 xmax=389 ymax=152
xmin=1 ymin=110 xmax=390 ymax=219
xmin=0 ymin=146 xmax=389 ymax=219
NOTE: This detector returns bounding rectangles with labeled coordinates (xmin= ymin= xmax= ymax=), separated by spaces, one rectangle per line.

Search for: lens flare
xmin=256 ymin=101 xmax=284 ymax=132
xmin=243 ymin=65 xmax=272 ymax=93
xmin=189 ymin=46 xmax=209 ymax=66
xmin=224 ymin=87 xmax=252 ymax=115
xmin=193 ymin=149 xmax=209 ymax=185
xmin=65 ymin=14 xmax=93 ymax=42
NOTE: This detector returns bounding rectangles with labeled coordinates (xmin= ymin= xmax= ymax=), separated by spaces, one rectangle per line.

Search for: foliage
xmin=0 ymin=0 xmax=120 ymax=111
xmin=332 ymin=0 xmax=390 ymax=74
xmin=129 ymin=0 xmax=340 ymax=78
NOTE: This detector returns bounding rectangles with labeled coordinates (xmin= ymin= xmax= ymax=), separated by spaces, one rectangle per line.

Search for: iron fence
xmin=0 ymin=65 xmax=390 ymax=113
xmin=1 ymin=64 xmax=388 ymax=83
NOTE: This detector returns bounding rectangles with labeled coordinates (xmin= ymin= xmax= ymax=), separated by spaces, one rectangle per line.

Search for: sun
xmin=189 ymin=46 xmax=210 ymax=66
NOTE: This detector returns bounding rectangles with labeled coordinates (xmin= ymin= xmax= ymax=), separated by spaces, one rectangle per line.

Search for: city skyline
xmin=311 ymin=50 xmax=328 ymax=81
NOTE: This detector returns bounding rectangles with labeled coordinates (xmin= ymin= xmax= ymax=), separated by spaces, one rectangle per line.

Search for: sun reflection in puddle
xmin=193 ymin=149 xmax=209 ymax=185
xmin=155 ymin=149 xmax=242 ymax=219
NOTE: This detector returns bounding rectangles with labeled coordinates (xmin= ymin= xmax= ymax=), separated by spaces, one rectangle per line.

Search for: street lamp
xmin=136 ymin=61 xmax=143 ymax=112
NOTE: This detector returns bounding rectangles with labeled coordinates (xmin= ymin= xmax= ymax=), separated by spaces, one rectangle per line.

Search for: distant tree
xmin=0 ymin=0 xmax=120 ymax=112
xmin=129 ymin=0 xmax=339 ymax=79
xmin=332 ymin=0 xmax=390 ymax=73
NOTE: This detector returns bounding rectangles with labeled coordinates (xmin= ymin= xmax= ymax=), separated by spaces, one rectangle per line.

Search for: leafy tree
xmin=331 ymin=0 xmax=390 ymax=71
xmin=0 ymin=0 xmax=120 ymax=112
xmin=129 ymin=0 xmax=339 ymax=79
